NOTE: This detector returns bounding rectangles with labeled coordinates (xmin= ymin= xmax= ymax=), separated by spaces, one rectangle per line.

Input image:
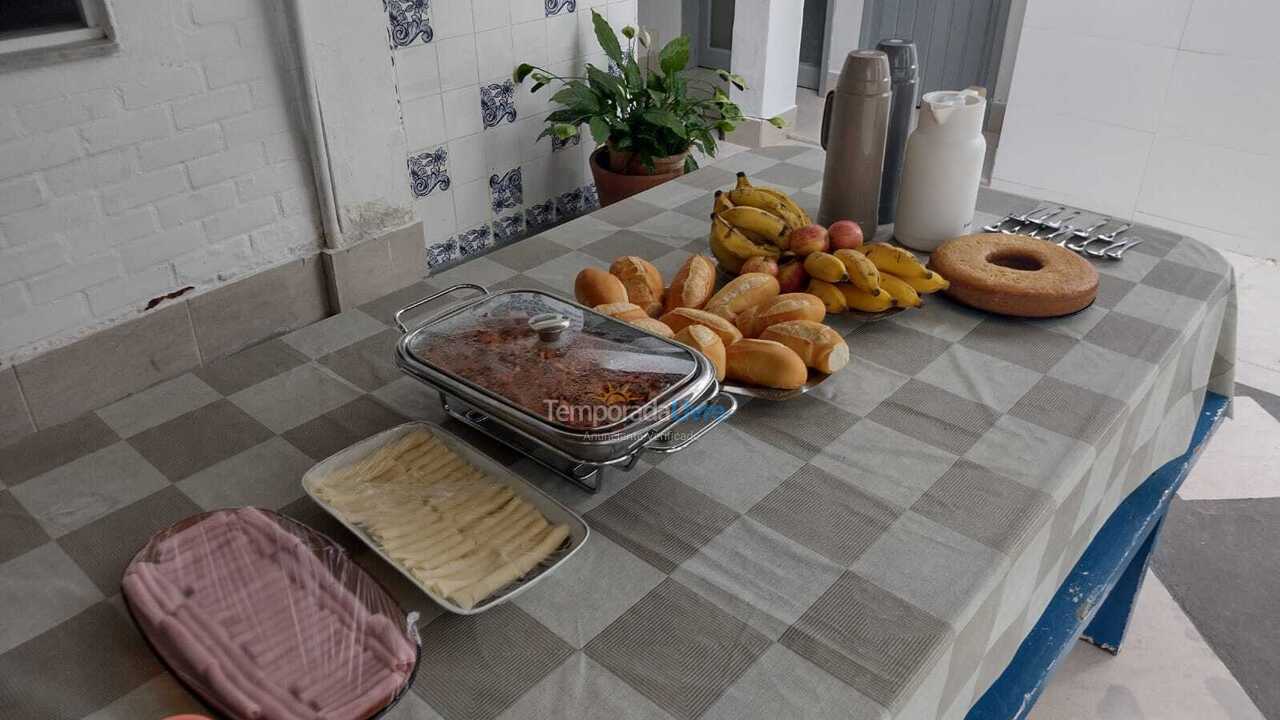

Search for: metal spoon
xmin=1102 ymin=237 xmax=1144 ymax=260
xmin=1065 ymin=217 xmax=1113 ymax=252
xmin=1046 ymin=223 xmax=1077 ymax=245
xmin=1086 ymin=222 xmax=1135 ymax=257
xmin=984 ymin=205 xmax=1051 ymax=233
xmin=1006 ymin=206 xmax=1065 ymax=234
xmin=1028 ymin=209 xmax=1081 ymax=238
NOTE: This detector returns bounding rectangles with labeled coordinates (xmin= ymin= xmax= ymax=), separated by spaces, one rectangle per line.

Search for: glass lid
xmin=405 ymin=290 xmax=699 ymax=431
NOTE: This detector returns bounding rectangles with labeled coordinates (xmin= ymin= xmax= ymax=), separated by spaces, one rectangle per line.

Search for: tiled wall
xmin=992 ymin=0 xmax=1280 ymax=258
xmin=0 ymin=1 xmax=323 ymax=365
xmin=383 ymin=0 xmax=638 ymax=270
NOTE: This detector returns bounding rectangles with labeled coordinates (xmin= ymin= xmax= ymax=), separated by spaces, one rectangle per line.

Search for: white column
xmin=729 ymin=0 xmax=805 ymax=119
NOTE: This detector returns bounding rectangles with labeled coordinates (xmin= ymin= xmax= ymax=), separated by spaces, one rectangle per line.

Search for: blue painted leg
xmin=1080 ymin=515 xmax=1165 ymax=654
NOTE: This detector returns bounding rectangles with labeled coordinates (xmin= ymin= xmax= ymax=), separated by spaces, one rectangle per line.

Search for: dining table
xmin=0 ymin=143 xmax=1237 ymax=720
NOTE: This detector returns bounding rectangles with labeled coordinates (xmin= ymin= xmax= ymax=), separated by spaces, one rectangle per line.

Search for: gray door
xmin=860 ymin=0 xmax=1012 ymax=95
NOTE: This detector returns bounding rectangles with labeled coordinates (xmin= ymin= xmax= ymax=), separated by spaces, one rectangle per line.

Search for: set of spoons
xmin=984 ymin=206 xmax=1145 ymax=260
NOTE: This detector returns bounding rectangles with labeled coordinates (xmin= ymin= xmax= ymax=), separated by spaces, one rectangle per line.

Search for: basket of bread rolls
xmin=569 ymin=171 xmax=950 ymax=399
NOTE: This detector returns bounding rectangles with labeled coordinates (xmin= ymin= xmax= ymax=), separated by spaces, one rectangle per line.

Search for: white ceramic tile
xmin=448 ymin=131 xmax=488 ymax=184
xmin=520 ymin=155 xmax=555 ymax=204
xmin=1159 ymin=50 xmax=1280 ymax=156
xmin=510 ymin=0 xmax=544 ymax=24
xmin=515 ymin=70 xmax=555 ymax=116
xmin=453 ymin=177 xmax=492 ymax=229
xmin=483 ymin=122 xmax=523 ymax=173
xmin=514 ymin=112 xmax=554 ymax=162
xmin=394 ymin=43 xmax=441 ymax=101
xmin=442 ymin=85 xmax=483 ymax=139
xmin=431 ymin=0 xmax=475 ymax=38
xmin=1181 ymin=0 xmax=1280 ymax=61
xmin=1030 ymin=572 xmax=1265 ymax=720
xmin=1136 ymin=136 xmax=1276 ymax=242
xmin=1220 ymin=249 xmax=1268 ymax=279
xmin=1006 ymin=26 xmax=1175 ymax=133
xmin=992 ymin=112 xmax=1154 ymax=219
xmin=1178 ymin=397 xmax=1280 ymax=500
xmin=475 ymin=26 xmax=516 ymax=83
xmin=472 ymin=0 xmax=511 ymax=32
xmin=546 ymin=12 xmax=581 ymax=62
xmin=547 ymin=140 xmax=590 ymax=194
xmin=416 ymin=188 xmax=457 ymax=243
xmin=512 ymin=18 xmax=549 ymax=67
xmin=1235 ymin=257 xmax=1280 ymax=372
xmin=1238 ymin=359 xmax=1280 ymax=397
xmin=402 ymin=93 xmax=446 ymax=151
xmin=436 ymin=34 xmax=480 ymax=91
xmin=606 ymin=0 xmax=638 ymax=28
xmin=1022 ymin=0 xmax=1192 ymax=48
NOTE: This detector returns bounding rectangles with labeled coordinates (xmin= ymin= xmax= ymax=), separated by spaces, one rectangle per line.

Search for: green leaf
xmin=767 ymin=116 xmax=786 ymax=129
xmin=684 ymin=155 xmax=698 ymax=173
xmin=513 ymin=63 xmax=535 ymax=84
xmin=641 ymin=109 xmax=687 ymax=138
xmin=591 ymin=10 xmax=624 ymax=64
xmin=588 ymin=117 xmax=611 ymax=144
xmin=550 ymin=82 xmax=600 ymax=113
xmin=586 ymin=65 xmax=626 ymax=103
xmin=658 ymin=36 xmax=690 ymax=76
xmin=551 ymin=123 xmax=579 ymax=140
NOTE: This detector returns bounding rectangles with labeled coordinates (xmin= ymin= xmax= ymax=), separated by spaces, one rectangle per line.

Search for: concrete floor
xmin=789 ymin=83 xmax=1280 ymax=718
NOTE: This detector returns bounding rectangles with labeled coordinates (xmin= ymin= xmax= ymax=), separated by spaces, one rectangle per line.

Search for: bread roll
xmin=659 ymin=307 xmax=743 ymax=347
xmin=595 ymin=302 xmax=648 ymax=321
xmin=738 ymin=293 xmax=826 ymax=338
xmin=674 ymin=325 xmax=726 ymax=381
xmin=575 ymin=267 xmax=628 ymax=307
xmin=664 ymin=255 xmax=716 ymax=313
xmin=760 ymin=320 xmax=849 ymax=374
xmin=629 ymin=317 xmax=675 ymax=338
xmin=610 ymin=256 xmax=664 ymax=317
xmin=705 ymin=273 xmax=780 ymax=321
xmin=725 ymin=339 xmax=808 ymax=390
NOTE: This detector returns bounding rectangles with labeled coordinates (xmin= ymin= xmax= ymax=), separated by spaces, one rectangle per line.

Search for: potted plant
xmin=513 ymin=11 xmax=782 ymax=206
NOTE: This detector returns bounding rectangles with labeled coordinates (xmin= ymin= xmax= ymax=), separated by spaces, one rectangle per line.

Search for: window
xmin=0 ymin=0 xmax=111 ymax=57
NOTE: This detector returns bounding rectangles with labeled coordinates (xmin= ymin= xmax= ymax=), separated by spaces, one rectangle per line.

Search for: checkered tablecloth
xmin=0 ymin=145 xmax=1237 ymax=720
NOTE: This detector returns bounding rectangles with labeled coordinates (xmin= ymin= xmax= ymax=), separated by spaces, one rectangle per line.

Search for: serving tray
xmin=301 ymin=421 xmax=589 ymax=615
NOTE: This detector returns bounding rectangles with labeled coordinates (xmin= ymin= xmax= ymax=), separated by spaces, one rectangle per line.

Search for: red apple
xmin=776 ymin=259 xmax=809 ymax=293
xmin=787 ymin=224 xmax=829 ymax=256
xmin=828 ymin=220 xmax=864 ymax=251
xmin=740 ymin=256 xmax=779 ymax=276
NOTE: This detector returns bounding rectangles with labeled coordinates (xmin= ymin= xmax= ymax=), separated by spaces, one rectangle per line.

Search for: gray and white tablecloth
xmin=0 ymin=145 xmax=1236 ymax=720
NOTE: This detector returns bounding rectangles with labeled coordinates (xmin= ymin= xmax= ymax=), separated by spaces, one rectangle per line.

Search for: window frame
xmin=0 ymin=0 xmax=116 ymax=68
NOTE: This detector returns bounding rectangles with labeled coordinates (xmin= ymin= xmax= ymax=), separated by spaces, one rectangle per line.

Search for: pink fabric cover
xmin=123 ymin=508 xmax=417 ymax=720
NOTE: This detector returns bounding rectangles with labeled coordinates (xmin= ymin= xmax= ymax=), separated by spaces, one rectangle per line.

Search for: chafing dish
xmin=393 ymin=284 xmax=736 ymax=492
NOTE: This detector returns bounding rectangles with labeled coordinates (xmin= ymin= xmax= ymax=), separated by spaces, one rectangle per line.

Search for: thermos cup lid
xmin=836 ymin=50 xmax=891 ymax=97
xmin=875 ymin=39 xmax=918 ymax=84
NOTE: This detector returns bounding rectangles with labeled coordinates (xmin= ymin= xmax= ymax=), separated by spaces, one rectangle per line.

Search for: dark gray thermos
xmin=817 ymin=50 xmax=891 ymax=240
xmin=876 ymin=39 xmax=919 ymax=224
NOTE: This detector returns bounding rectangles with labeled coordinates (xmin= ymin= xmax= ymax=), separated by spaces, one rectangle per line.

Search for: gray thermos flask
xmin=876 ymin=39 xmax=919 ymax=224
xmin=818 ymin=50 xmax=892 ymax=241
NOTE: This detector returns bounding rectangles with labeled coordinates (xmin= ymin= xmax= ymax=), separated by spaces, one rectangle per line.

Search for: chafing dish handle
xmin=394 ymin=284 xmax=490 ymax=333
xmin=643 ymin=391 xmax=738 ymax=455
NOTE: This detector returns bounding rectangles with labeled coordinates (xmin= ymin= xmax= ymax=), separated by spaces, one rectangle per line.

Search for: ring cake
xmin=927 ymin=233 xmax=1098 ymax=317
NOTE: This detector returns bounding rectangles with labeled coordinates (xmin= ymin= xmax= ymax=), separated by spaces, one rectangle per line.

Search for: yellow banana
xmin=901 ymin=271 xmax=950 ymax=294
xmin=713 ymin=190 xmax=733 ymax=214
xmin=839 ymin=283 xmax=896 ymax=313
xmin=861 ymin=243 xmax=933 ymax=280
xmin=712 ymin=214 xmax=780 ymax=260
xmin=710 ymin=230 xmax=743 ymax=274
xmin=878 ymin=273 xmax=923 ymax=308
xmin=727 ymin=187 xmax=804 ymax=229
xmin=806 ymin=279 xmax=848 ymax=314
xmin=803 ymin=252 xmax=848 ymax=283
xmin=718 ymin=205 xmax=791 ymax=249
xmin=734 ymin=172 xmax=752 ymax=191
xmin=834 ymin=248 xmax=881 ymax=295
xmin=734 ymin=172 xmax=812 ymax=226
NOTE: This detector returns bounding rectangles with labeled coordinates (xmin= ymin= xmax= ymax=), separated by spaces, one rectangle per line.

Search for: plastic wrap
xmin=122 ymin=508 xmax=419 ymax=720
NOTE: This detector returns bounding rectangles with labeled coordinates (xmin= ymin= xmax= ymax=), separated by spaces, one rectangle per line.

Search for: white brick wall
xmin=0 ymin=0 xmax=323 ymax=364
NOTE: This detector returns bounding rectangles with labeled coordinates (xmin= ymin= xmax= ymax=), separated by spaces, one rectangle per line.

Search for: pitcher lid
xmin=836 ymin=50 xmax=891 ymax=96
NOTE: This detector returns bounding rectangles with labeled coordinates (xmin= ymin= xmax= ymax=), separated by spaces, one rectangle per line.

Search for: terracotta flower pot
xmin=590 ymin=146 xmax=687 ymax=207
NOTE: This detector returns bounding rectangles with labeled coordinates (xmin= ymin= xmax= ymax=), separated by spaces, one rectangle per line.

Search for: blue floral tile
xmin=385 ymin=0 xmax=433 ymax=49
xmin=407 ymin=147 xmax=450 ymax=198
xmin=489 ymin=168 xmax=523 ymax=212
xmin=526 ymin=200 xmax=556 ymax=233
xmin=545 ymin=0 xmax=576 ymax=17
xmin=581 ymin=183 xmax=599 ymax=211
xmin=426 ymin=236 xmax=458 ymax=269
xmin=551 ymin=130 xmax=580 ymax=153
xmin=555 ymin=187 xmax=587 ymax=221
xmin=457 ymin=224 xmax=493 ymax=258
xmin=493 ymin=213 xmax=526 ymax=245
xmin=481 ymin=81 xmax=517 ymax=129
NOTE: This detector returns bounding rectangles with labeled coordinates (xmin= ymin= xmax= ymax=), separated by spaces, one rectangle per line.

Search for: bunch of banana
xmin=807 ymin=243 xmax=949 ymax=314
xmin=708 ymin=173 xmax=809 ymax=269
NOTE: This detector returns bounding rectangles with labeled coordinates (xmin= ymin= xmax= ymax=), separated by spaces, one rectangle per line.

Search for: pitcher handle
xmin=820 ymin=91 xmax=834 ymax=150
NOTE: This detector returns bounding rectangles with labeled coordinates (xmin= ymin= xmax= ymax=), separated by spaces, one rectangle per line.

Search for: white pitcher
xmin=893 ymin=90 xmax=987 ymax=252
